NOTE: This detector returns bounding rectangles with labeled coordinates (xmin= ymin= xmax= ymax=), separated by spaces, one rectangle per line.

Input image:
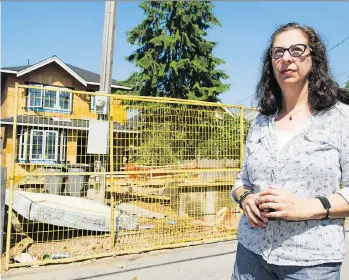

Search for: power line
xmin=334 ymin=70 xmax=349 ymax=78
xmin=235 ymin=37 xmax=349 ymax=105
xmin=236 ymin=68 xmax=349 ymax=104
xmin=327 ymin=36 xmax=349 ymax=52
xmin=236 ymin=69 xmax=349 ymax=105
xmin=236 ymin=94 xmax=255 ymax=105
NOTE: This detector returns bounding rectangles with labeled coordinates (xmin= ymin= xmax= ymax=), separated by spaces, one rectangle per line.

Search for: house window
xmin=30 ymin=130 xmax=44 ymax=160
xmin=45 ymin=131 xmax=57 ymax=160
xmin=18 ymin=128 xmax=28 ymax=161
xmin=18 ymin=129 xmax=67 ymax=163
xmin=28 ymin=86 xmax=43 ymax=107
xmin=59 ymin=131 xmax=67 ymax=162
xmin=44 ymin=89 xmax=57 ymax=109
xmin=59 ymin=91 xmax=71 ymax=110
xmin=27 ymin=85 xmax=72 ymax=113
xmin=29 ymin=130 xmax=57 ymax=162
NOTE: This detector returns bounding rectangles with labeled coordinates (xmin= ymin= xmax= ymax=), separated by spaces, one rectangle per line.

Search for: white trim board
xmin=17 ymin=57 xmax=87 ymax=86
xmin=0 ymin=69 xmax=18 ymax=74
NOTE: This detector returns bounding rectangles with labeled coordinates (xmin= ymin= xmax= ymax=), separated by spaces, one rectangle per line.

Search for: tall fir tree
xmin=123 ymin=1 xmax=229 ymax=102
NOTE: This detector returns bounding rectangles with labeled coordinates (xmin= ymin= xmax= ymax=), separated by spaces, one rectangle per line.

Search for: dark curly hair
xmin=256 ymin=22 xmax=349 ymax=115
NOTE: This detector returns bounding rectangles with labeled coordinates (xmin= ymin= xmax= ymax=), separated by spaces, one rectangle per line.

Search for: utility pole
xmin=97 ymin=0 xmax=117 ymax=115
xmin=94 ymin=1 xmax=117 ymax=206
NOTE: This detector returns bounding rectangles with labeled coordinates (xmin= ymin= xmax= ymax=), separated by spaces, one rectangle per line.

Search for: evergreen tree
xmin=123 ymin=1 xmax=229 ymax=102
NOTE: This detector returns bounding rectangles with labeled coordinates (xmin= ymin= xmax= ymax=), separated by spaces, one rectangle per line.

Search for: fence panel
xmin=2 ymin=84 xmax=256 ymax=269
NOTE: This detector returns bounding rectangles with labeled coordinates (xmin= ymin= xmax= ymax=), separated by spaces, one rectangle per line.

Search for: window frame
xmin=59 ymin=90 xmax=72 ymax=111
xmin=18 ymin=128 xmax=28 ymax=162
xmin=43 ymin=87 xmax=57 ymax=110
xmin=27 ymin=84 xmax=43 ymax=108
xmin=29 ymin=129 xmax=59 ymax=162
xmin=43 ymin=86 xmax=72 ymax=112
xmin=27 ymin=84 xmax=73 ymax=113
xmin=59 ymin=130 xmax=67 ymax=162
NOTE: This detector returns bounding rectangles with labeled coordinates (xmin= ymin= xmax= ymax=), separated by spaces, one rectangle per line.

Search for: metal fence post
xmin=5 ymin=82 xmax=19 ymax=270
xmin=1 ymin=167 xmax=7 ymax=255
xmin=239 ymin=105 xmax=245 ymax=168
xmin=239 ymin=106 xmax=245 ymax=218
xmin=109 ymin=97 xmax=115 ymax=248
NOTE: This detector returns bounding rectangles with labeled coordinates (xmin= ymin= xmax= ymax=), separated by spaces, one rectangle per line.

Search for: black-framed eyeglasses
xmin=270 ymin=44 xmax=312 ymax=59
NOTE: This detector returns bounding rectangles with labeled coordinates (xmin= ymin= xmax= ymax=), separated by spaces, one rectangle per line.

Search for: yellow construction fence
xmin=1 ymin=83 xmax=258 ymax=269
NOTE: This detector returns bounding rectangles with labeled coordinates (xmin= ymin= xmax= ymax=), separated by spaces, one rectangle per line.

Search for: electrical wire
xmin=235 ymin=37 xmax=349 ymax=104
xmin=327 ymin=36 xmax=349 ymax=52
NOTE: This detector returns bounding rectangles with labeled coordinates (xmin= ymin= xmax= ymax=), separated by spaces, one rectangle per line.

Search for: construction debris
xmin=5 ymin=190 xmax=139 ymax=232
xmin=116 ymin=203 xmax=165 ymax=219
xmin=14 ymin=253 xmax=36 ymax=263
xmin=9 ymin=237 xmax=34 ymax=258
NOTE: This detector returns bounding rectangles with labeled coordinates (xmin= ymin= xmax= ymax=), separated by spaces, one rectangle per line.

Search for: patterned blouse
xmin=231 ymin=102 xmax=349 ymax=266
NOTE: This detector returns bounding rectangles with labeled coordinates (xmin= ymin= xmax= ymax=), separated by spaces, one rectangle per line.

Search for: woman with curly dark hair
xmin=231 ymin=22 xmax=349 ymax=280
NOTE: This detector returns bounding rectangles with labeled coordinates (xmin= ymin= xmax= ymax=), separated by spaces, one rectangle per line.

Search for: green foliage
xmin=122 ymin=1 xmax=229 ymax=102
xmin=129 ymin=106 xmax=251 ymax=166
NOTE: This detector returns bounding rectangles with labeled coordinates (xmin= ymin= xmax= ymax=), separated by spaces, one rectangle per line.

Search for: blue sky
xmin=2 ymin=1 xmax=349 ymax=106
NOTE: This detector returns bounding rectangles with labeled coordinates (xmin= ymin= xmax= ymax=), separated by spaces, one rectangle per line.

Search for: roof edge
xmin=1 ymin=70 xmax=18 ymax=74
xmin=1 ymin=57 xmax=131 ymax=90
xmin=17 ymin=56 xmax=88 ymax=86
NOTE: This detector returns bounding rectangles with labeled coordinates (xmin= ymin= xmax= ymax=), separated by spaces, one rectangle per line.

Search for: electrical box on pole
xmin=88 ymin=1 xmax=117 ymax=156
xmin=87 ymin=1 xmax=118 ymax=206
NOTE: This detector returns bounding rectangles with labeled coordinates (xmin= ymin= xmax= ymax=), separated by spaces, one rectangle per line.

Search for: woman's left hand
xmin=256 ymin=187 xmax=312 ymax=221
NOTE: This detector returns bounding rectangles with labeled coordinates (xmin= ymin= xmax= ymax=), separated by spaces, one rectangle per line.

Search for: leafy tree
xmin=123 ymin=1 xmax=229 ymax=102
xmin=128 ymin=105 xmax=248 ymax=167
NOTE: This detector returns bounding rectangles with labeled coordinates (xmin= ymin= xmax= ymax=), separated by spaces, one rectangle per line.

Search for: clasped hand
xmin=242 ymin=187 xmax=311 ymax=229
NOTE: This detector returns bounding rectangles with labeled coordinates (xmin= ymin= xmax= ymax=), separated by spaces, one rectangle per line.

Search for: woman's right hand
xmin=242 ymin=194 xmax=268 ymax=229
